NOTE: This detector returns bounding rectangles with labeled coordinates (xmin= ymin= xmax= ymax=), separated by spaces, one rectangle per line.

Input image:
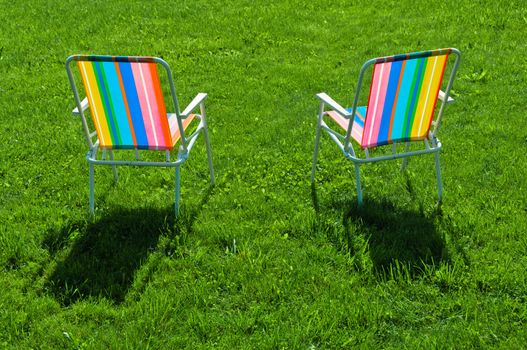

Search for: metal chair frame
xmin=311 ymin=48 xmax=461 ymax=204
xmin=66 ymin=55 xmax=215 ymax=215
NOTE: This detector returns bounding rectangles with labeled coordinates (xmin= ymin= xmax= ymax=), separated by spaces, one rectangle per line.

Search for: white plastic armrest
xmin=438 ymin=90 xmax=454 ymax=104
xmin=316 ymin=92 xmax=352 ymax=118
xmin=181 ymin=92 xmax=208 ymax=117
xmin=72 ymin=97 xmax=89 ymax=116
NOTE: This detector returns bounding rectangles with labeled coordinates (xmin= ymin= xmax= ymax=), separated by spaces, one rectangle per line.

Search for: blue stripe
xmin=391 ymin=59 xmax=417 ymax=140
xmin=101 ymin=62 xmax=133 ymax=146
xmin=378 ymin=61 xmax=402 ymax=143
xmin=119 ymin=63 xmax=149 ymax=149
xmin=94 ymin=62 xmax=119 ymax=145
xmin=347 ymin=107 xmax=366 ymax=128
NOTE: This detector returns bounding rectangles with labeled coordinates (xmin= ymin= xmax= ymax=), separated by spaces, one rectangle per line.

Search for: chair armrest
xmin=316 ymin=92 xmax=352 ymax=118
xmin=181 ymin=93 xmax=208 ymax=117
xmin=72 ymin=97 xmax=89 ymax=116
xmin=438 ymin=90 xmax=454 ymax=104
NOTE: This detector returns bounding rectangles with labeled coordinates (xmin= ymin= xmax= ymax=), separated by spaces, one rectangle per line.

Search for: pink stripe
xmin=363 ymin=66 xmax=381 ymax=146
xmin=131 ymin=63 xmax=157 ymax=147
xmin=351 ymin=126 xmax=363 ymax=144
xmin=325 ymin=111 xmax=349 ymax=130
xmin=363 ymin=62 xmax=391 ymax=147
xmin=140 ymin=64 xmax=167 ymax=148
xmin=326 ymin=110 xmax=364 ymax=144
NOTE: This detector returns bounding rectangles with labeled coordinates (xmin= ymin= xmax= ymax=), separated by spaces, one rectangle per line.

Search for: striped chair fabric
xmin=327 ymin=49 xmax=449 ymax=149
xmin=75 ymin=56 xmax=193 ymax=150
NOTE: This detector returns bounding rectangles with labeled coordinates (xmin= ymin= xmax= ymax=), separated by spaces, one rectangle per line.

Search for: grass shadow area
xmin=315 ymin=188 xmax=448 ymax=279
xmin=43 ymin=207 xmax=174 ymax=306
xmin=42 ymin=185 xmax=214 ymax=306
xmin=347 ymin=199 xmax=447 ymax=278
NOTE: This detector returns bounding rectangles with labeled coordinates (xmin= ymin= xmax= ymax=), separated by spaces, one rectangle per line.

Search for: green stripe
xmin=98 ymin=62 xmax=123 ymax=145
xmin=92 ymin=62 xmax=116 ymax=145
xmin=406 ymin=57 xmax=428 ymax=137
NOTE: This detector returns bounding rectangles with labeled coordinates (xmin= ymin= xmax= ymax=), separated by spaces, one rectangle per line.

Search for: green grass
xmin=1 ymin=0 xmax=527 ymax=348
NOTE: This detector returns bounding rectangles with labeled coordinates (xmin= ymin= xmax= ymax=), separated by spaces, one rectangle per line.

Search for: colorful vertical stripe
xmin=325 ymin=106 xmax=367 ymax=144
xmin=360 ymin=54 xmax=448 ymax=148
xmin=77 ymin=59 xmax=172 ymax=150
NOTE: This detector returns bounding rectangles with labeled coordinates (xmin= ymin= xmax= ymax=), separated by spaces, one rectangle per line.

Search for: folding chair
xmin=311 ymin=48 xmax=461 ymax=204
xmin=65 ymin=55 xmax=215 ymax=215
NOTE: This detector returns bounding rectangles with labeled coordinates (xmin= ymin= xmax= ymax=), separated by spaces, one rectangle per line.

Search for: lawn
xmin=1 ymin=0 xmax=526 ymax=348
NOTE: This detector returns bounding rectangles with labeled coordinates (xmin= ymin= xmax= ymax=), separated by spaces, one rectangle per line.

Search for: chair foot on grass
xmin=354 ymin=164 xmax=363 ymax=206
xmin=434 ymin=200 xmax=443 ymax=217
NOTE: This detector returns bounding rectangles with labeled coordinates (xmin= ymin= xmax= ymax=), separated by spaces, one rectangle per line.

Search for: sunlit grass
xmin=1 ymin=0 xmax=526 ymax=347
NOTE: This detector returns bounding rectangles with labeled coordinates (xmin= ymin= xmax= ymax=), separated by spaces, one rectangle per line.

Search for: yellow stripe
xmin=421 ymin=55 xmax=447 ymax=136
xmin=411 ymin=55 xmax=447 ymax=138
xmin=77 ymin=61 xmax=113 ymax=148
xmin=411 ymin=56 xmax=436 ymax=137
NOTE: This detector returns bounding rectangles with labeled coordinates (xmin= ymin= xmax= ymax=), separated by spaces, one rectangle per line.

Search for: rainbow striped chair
xmin=66 ymin=55 xmax=215 ymax=215
xmin=311 ymin=48 xmax=461 ymax=205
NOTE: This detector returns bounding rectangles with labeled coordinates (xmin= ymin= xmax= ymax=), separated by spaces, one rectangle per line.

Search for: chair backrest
xmin=66 ymin=55 xmax=181 ymax=151
xmin=350 ymin=48 xmax=460 ymax=149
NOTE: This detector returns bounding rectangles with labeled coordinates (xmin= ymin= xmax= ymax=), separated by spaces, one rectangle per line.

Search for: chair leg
xmin=89 ymin=162 xmax=95 ymax=215
xmin=400 ymin=143 xmax=411 ymax=171
xmin=175 ymin=165 xmax=181 ymax=215
xmin=311 ymin=121 xmax=322 ymax=182
xmin=434 ymin=152 xmax=443 ymax=203
xmin=354 ymin=164 xmax=363 ymax=205
xmin=109 ymin=150 xmax=118 ymax=182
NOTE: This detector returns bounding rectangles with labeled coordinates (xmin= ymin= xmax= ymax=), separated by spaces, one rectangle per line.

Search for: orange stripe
xmin=114 ymin=61 xmax=138 ymax=147
xmin=424 ymin=55 xmax=449 ymax=134
xmin=149 ymin=63 xmax=172 ymax=149
xmin=355 ymin=109 xmax=365 ymax=122
xmin=170 ymin=114 xmax=196 ymax=145
xmin=387 ymin=60 xmax=406 ymax=140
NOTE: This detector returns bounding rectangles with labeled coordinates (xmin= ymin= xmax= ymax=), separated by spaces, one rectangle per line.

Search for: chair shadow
xmin=312 ymin=185 xmax=447 ymax=278
xmin=42 ymin=185 xmax=215 ymax=306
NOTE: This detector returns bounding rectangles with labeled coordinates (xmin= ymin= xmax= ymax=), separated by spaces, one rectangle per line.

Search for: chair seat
xmin=100 ymin=113 xmax=197 ymax=150
xmin=325 ymin=106 xmax=366 ymax=144
xmin=168 ymin=113 xmax=196 ymax=146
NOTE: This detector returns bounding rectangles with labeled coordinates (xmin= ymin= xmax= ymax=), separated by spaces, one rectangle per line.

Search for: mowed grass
xmin=1 ymin=0 xmax=526 ymax=348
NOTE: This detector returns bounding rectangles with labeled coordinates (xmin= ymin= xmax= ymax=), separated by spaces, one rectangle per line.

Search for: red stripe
xmin=148 ymin=64 xmax=172 ymax=149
